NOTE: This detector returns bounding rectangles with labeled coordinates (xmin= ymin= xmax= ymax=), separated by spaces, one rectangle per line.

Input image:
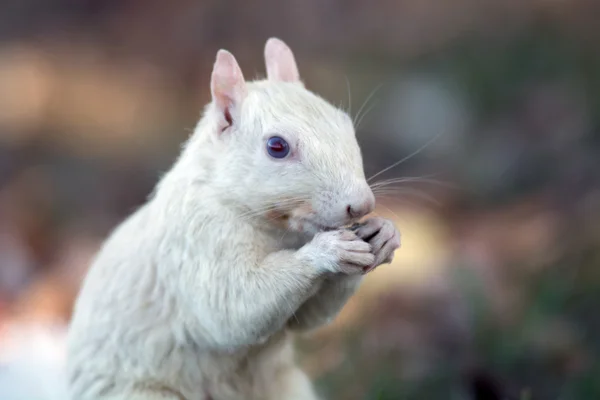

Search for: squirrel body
xmin=66 ymin=38 xmax=401 ymax=400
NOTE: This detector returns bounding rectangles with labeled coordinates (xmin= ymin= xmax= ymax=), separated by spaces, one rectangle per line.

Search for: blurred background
xmin=1 ymin=0 xmax=599 ymax=399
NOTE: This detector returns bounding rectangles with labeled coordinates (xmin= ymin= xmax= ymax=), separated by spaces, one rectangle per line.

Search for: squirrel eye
xmin=266 ymin=136 xmax=290 ymax=159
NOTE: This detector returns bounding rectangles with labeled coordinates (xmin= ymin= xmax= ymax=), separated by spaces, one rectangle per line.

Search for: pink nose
xmin=346 ymin=198 xmax=375 ymax=219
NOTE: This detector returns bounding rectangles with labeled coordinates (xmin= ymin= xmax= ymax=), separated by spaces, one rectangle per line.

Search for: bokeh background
xmin=1 ymin=1 xmax=600 ymax=399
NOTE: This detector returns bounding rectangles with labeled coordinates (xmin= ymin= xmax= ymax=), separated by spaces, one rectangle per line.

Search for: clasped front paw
xmin=353 ymin=217 xmax=401 ymax=273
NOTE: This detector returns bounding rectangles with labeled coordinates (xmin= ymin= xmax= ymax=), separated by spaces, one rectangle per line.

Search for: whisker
xmin=373 ymin=197 xmax=419 ymax=230
xmin=374 ymin=202 xmax=401 ymax=221
xmin=237 ymin=203 xmax=297 ymax=219
xmin=372 ymin=185 xmax=438 ymax=198
xmin=367 ymin=130 xmax=445 ymax=182
xmin=278 ymin=225 xmax=293 ymax=246
xmin=284 ymin=294 xmax=300 ymax=325
xmin=371 ymin=177 xmax=459 ymax=191
xmin=237 ymin=204 xmax=279 ymax=218
xmin=375 ymin=194 xmax=432 ymax=211
xmin=353 ymin=83 xmax=383 ymax=127
xmin=237 ymin=198 xmax=309 ymax=220
xmin=344 ymin=75 xmax=352 ymax=117
xmin=372 ymin=187 xmax=441 ymax=206
xmin=370 ymin=173 xmax=442 ymax=188
xmin=375 ymin=195 xmax=419 ymax=216
xmin=355 ymin=100 xmax=378 ymax=130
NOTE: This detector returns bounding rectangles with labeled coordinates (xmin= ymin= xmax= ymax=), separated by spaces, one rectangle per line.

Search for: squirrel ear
xmin=210 ymin=49 xmax=247 ymax=131
xmin=264 ymin=38 xmax=300 ymax=83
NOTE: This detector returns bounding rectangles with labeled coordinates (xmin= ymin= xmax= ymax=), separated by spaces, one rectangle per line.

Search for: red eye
xmin=266 ymin=136 xmax=290 ymax=159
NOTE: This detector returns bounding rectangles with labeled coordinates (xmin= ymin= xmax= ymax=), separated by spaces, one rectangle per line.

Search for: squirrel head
xmin=178 ymin=38 xmax=375 ymax=235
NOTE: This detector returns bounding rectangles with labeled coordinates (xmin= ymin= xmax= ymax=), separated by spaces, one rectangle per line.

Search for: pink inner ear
xmin=265 ymin=38 xmax=300 ymax=82
xmin=210 ymin=50 xmax=247 ymax=130
xmin=222 ymin=108 xmax=233 ymax=131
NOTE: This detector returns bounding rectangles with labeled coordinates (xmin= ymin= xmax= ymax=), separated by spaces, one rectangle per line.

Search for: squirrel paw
xmin=302 ymin=229 xmax=375 ymax=274
xmin=353 ymin=217 xmax=401 ymax=273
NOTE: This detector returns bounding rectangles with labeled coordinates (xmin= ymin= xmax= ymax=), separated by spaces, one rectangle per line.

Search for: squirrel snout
xmin=345 ymin=195 xmax=375 ymax=220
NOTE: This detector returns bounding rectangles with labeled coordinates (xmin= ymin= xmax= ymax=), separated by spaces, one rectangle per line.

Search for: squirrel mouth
xmin=314 ymin=223 xmax=337 ymax=232
xmin=308 ymin=219 xmax=356 ymax=233
xmin=279 ymin=206 xmax=355 ymax=233
xmin=288 ymin=217 xmax=337 ymax=234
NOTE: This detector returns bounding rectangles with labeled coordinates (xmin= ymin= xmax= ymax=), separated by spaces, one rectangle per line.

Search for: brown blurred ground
xmin=1 ymin=1 xmax=600 ymax=399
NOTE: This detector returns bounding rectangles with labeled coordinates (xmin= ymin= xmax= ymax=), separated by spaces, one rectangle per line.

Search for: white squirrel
xmin=66 ymin=38 xmax=401 ymax=400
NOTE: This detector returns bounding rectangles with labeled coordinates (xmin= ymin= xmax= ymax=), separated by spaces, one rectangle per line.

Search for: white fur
xmin=66 ymin=38 xmax=399 ymax=400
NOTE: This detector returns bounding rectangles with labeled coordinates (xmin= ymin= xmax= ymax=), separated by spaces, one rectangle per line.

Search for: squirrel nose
xmin=346 ymin=197 xmax=375 ymax=220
